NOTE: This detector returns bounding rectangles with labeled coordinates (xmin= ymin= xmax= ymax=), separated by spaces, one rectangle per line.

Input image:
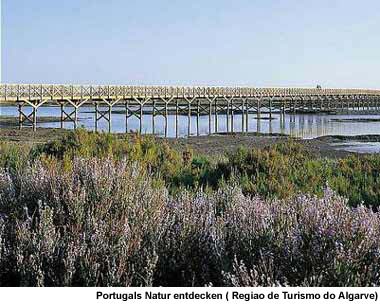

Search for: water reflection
xmin=1 ymin=105 xmax=380 ymax=139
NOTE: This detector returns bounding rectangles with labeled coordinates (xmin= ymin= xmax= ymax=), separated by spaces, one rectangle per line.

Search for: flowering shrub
xmin=0 ymin=158 xmax=379 ymax=286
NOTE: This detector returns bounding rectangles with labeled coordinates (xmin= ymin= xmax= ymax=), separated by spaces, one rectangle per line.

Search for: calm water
xmin=330 ymin=142 xmax=380 ymax=154
xmin=2 ymin=105 xmax=380 ymax=152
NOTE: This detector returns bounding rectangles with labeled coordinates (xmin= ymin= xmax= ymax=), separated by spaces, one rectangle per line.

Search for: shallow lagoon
xmin=1 ymin=105 xmax=380 ymax=153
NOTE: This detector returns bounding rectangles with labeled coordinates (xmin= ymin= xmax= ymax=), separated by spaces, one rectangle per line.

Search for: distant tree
xmin=316 ymin=85 xmax=322 ymax=89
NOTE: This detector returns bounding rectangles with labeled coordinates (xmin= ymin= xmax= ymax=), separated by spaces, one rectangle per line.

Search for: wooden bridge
xmin=1 ymin=84 xmax=380 ymax=135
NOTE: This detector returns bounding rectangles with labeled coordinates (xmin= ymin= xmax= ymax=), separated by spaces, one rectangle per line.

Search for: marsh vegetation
xmin=0 ymin=130 xmax=379 ymax=286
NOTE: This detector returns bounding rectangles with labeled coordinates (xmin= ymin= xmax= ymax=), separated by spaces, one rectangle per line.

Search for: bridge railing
xmin=1 ymin=84 xmax=380 ymax=101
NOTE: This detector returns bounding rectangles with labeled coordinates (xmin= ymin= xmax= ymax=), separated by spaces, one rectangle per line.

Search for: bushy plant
xmin=212 ymin=142 xmax=380 ymax=209
xmin=0 ymin=142 xmax=31 ymax=171
xmin=0 ymin=158 xmax=379 ymax=286
xmin=3 ymin=131 xmax=380 ymax=208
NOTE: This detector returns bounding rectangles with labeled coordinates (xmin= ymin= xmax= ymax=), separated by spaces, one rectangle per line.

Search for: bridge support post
xmin=208 ymin=99 xmax=212 ymax=135
xmin=95 ymin=103 xmax=98 ymax=132
xmin=95 ymin=99 xmax=114 ymax=133
xmin=32 ymin=106 xmax=37 ymax=131
xmin=225 ymin=97 xmax=230 ymax=132
xmin=60 ymin=102 xmax=78 ymax=129
xmin=257 ymin=97 xmax=262 ymax=119
xmin=18 ymin=101 xmax=38 ymax=131
xmin=269 ymin=97 xmax=273 ymax=120
xmin=60 ymin=104 xmax=64 ymax=129
xmin=189 ymin=99 xmax=192 ymax=136
xmin=241 ymin=98 xmax=246 ymax=133
xmin=196 ymin=99 xmax=200 ymax=136
xmin=214 ymin=98 xmax=218 ymax=133
xmin=18 ymin=103 xmax=23 ymax=130
xmin=280 ymin=111 xmax=285 ymax=135
xmin=269 ymin=113 xmax=273 ymax=134
xmin=206 ymin=97 xmax=216 ymax=134
xmin=175 ymin=99 xmax=179 ymax=138
xmin=152 ymin=99 xmax=156 ymax=135
xmin=367 ymin=96 xmax=370 ymax=111
xmin=281 ymin=97 xmax=286 ymax=115
xmin=245 ymin=98 xmax=250 ymax=132
xmin=125 ymin=97 xmax=149 ymax=135
xmin=360 ymin=96 xmax=364 ymax=111
xmin=185 ymin=97 xmax=196 ymax=136
xmin=139 ymin=101 xmax=143 ymax=134
xmin=231 ymin=99 xmax=235 ymax=133
xmin=165 ymin=100 xmax=168 ymax=138
xmin=310 ymin=96 xmax=314 ymax=111
xmin=18 ymin=104 xmax=23 ymax=129
xmin=220 ymin=96 xmax=234 ymax=133
xmin=125 ymin=101 xmax=129 ymax=133
xmin=109 ymin=105 xmax=113 ymax=133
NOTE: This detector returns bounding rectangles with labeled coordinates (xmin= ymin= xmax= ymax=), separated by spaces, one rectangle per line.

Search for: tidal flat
xmin=0 ymin=126 xmax=377 ymax=157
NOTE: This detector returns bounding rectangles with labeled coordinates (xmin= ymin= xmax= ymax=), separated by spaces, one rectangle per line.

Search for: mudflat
xmin=0 ymin=127 xmax=370 ymax=158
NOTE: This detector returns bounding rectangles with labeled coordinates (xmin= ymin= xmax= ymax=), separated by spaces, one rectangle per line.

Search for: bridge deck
xmin=1 ymin=84 xmax=380 ymax=102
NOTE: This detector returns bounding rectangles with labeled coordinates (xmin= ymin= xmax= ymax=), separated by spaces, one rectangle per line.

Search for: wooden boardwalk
xmin=1 ymin=84 xmax=380 ymax=134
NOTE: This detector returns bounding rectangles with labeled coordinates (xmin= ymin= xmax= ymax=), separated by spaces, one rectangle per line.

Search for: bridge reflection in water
xmin=1 ymin=84 xmax=380 ymax=137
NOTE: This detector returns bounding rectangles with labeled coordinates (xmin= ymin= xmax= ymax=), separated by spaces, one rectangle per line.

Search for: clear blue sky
xmin=2 ymin=0 xmax=380 ymax=87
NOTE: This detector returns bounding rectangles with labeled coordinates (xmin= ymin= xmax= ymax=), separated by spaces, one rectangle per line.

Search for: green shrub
xmin=2 ymin=130 xmax=380 ymax=209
